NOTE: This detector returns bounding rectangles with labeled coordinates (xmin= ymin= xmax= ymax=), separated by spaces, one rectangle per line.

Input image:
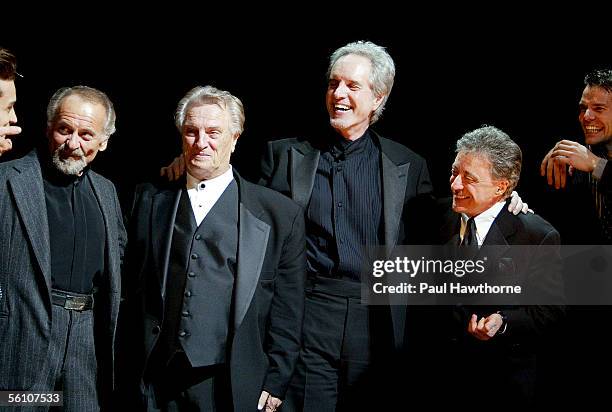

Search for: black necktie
xmin=460 ymin=217 xmax=477 ymax=247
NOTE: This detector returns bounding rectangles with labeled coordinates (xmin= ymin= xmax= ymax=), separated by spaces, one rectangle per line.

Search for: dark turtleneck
xmin=42 ymin=157 xmax=105 ymax=294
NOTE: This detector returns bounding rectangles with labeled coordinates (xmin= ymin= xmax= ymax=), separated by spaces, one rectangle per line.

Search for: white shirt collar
xmin=461 ymin=201 xmax=505 ymax=247
xmin=186 ymin=165 xmax=234 ymax=191
xmin=185 ymin=166 xmax=235 ymax=226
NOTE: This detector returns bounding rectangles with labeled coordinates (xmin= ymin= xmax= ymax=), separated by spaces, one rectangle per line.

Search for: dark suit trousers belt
xmin=51 ymin=288 xmax=94 ymax=311
xmin=306 ymin=274 xmax=361 ymax=298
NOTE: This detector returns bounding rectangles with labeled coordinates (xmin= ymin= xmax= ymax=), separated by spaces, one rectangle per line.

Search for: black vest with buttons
xmin=159 ymin=181 xmax=239 ymax=367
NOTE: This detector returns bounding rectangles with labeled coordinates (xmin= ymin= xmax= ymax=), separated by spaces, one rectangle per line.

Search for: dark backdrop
xmin=3 ymin=30 xmax=604 ymax=225
xmin=3 ymin=22 xmax=610 ymax=408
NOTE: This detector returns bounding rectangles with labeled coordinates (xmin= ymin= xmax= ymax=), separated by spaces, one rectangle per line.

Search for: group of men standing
xmin=1 ymin=39 xmax=610 ymax=411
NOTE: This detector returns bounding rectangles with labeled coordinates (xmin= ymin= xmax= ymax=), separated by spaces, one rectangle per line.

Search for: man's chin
xmin=53 ymin=158 xmax=86 ymax=176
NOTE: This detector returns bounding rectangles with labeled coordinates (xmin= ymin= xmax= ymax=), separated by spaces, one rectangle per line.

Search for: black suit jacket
xmin=122 ymin=171 xmax=305 ymax=411
xmin=258 ymin=132 xmax=434 ymax=346
xmin=437 ymin=200 xmax=565 ymax=405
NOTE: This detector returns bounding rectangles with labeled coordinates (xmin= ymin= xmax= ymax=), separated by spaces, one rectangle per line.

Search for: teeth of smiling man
xmin=586 ymin=126 xmax=600 ymax=132
xmin=335 ymin=104 xmax=350 ymax=111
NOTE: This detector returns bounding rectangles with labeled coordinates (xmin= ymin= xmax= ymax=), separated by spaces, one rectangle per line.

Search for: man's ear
xmin=373 ymin=94 xmax=385 ymax=112
xmin=231 ymin=133 xmax=240 ymax=153
xmin=99 ymin=137 xmax=109 ymax=152
xmin=496 ymin=180 xmax=509 ymax=195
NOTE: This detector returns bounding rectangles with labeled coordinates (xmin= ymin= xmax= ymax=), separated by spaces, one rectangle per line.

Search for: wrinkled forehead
xmin=55 ymin=95 xmax=106 ymax=130
xmin=183 ymin=102 xmax=229 ymax=128
xmin=330 ymin=54 xmax=373 ymax=80
xmin=454 ymin=151 xmax=492 ymax=172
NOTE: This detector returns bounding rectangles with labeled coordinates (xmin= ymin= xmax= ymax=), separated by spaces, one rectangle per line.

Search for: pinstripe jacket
xmin=0 ymin=149 xmax=126 ymax=396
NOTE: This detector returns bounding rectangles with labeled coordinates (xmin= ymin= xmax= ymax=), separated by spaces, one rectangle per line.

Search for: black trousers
xmin=283 ymin=277 xmax=396 ymax=412
xmin=145 ymin=352 xmax=232 ymax=412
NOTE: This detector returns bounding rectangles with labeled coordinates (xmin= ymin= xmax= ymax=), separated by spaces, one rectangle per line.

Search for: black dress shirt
xmin=43 ymin=163 xmax=105 ymax=293
xmin=306 ymin=129 xmax=382 ymax=281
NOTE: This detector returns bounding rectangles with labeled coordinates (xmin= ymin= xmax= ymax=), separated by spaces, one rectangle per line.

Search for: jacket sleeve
xmin=262 ymin=205 xmax=306 ymax=398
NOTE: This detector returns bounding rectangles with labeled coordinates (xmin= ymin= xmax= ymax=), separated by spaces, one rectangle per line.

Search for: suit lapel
xmin=290 ymin=144 xmax=319 ymax=209
xmin=8 ymin=155 xmax=52 ymax=286
xmin=88 ymin=173 xmax=119 ymax=296
xmin=152 ymin=189 xmax=181 ymax=297
xmin=482 ymin=207 xmax=514 ymax=247
xmin=381 ymin=151 xmax=410 ymax=255
xmin=234 ymin=177 xmax=270 ymax=330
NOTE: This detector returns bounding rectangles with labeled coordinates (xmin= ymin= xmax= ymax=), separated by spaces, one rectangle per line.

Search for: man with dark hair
xmin=0 ymin=47 xmax=21 ymax=157
xmin=539 ymin=69 xmax=612 ymax=406
xmin=0 ymin=85 xmax=125 ymax=411
xmin=541 ymin=68 xmax=612 ymax=242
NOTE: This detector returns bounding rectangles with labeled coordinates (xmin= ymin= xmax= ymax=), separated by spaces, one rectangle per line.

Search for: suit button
xmin=188 ymin=272 xmax=196 ymax=278
xmin=152 ymin=325 xmax=161 ymax=335
xmin=191 ymin=253 xmax=199 ymax=259
xmin=185 ymin=291 xmax=192 ymax=297
xmin=179 ymin=330 xmax=188 ymax=337
xmin=181 ymin=311 xmax=190 ymax=317
xmin=336 ymin=166 xmax=343 ymax=172
xmin=337 ymin=202 xmax=343 ymax=208
xmin=195 ymin=234 xmax=202 ymax=240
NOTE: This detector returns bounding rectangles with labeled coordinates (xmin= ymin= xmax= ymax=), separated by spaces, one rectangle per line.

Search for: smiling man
xmin=541 ymin=68 xmax=612 ymax=242
xmin=257 ymin=41 xmax=435 ymax=411
xmin=441 ymin=125 xmax=564 ymax=409
xmin=0 ymin=47 xmax=21 ymax=158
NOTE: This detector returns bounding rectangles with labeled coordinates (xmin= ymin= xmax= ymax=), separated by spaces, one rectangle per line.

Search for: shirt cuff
xmin=592 ymin=157 xmax=608 ymax=180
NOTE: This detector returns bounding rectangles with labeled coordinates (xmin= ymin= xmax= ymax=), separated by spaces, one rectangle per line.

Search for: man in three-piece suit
xmin=0 ymin=85 xmax=126 ymax=411
xmin=123 ymin=85 xmax=305 ymax=411
xmin=436 ymin=125 xmax=565 ymax=408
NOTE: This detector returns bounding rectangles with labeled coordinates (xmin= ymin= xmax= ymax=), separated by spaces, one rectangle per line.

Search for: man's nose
xmin=9 ymin=107 xmax=17 ymax=124
xmin=451 ymin=175 xmax=463 ymax=190
xmin=195 ymin=133 xmax=209 ymax=149
xmin=584 ymin=108 xmax=596 ymax=120
xmin=333 ymin=83 xmax=349 ymax=98
xmin=66 ymin=133 xmax=80 ymax=150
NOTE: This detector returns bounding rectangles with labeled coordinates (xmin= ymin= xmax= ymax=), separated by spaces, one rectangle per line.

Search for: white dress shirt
xmin=186 ymin=166 xmax=235 ymax=226
xmin=460 ymin=201 xmax=505 ymax=247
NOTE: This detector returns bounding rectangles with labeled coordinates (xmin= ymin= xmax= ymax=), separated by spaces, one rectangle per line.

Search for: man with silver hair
xmin=255 ymin=40 xmax=433 ymax=411
xmin=0 ymin=85 xmax=126 ymax=410
xmin=123 ymin=85 xmax=305 ymax=411
xmin=438 ymin=125 xmax=564 ymax=408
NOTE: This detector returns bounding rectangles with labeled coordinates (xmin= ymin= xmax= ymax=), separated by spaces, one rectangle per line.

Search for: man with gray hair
xmin=0 ymin=85 xmax=126 ymax=410
xmin=256 ymin=40 xmax=434 ymax=411
xmin=438 ymin=125 xmax=564 ymax=408
xmin=123 ymin=85 xmax=305 ymax=411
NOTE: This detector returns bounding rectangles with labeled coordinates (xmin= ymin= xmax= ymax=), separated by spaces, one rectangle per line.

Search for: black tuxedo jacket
xmin=436 ymin=200 xmax=565 ymax=405
xmin=258 ymin=132 xmax=434 ymax=346
xmin=121 ymin=171 xmax=305 ymax=411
